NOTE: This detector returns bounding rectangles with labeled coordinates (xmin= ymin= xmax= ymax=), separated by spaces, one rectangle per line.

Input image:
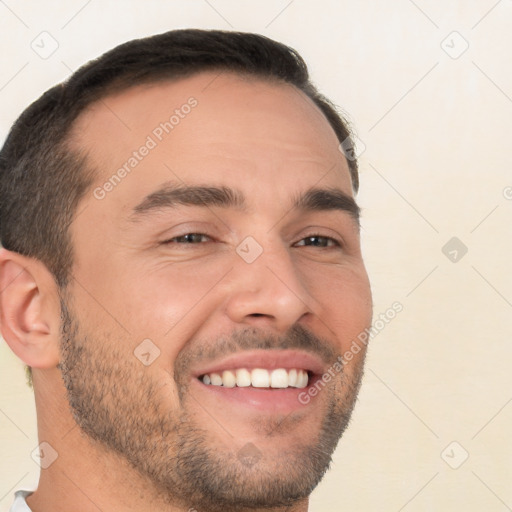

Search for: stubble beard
xmin=58 ymin=295 xmax=367 ymax=512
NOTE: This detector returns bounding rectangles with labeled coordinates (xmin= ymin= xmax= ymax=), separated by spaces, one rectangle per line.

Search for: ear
xmin=0 ymin=248 xmax=61 ymax=368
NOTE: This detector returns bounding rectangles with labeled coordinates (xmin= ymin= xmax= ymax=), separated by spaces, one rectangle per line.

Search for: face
xmin=60 ymin=72 xmax=373 ymax=511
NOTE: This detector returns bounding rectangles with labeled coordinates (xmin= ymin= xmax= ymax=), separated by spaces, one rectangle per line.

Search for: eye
xmin=163 ymin=233 xmax=212 ymax=244
xmin=294 ymin=235 xmax=341 ymax=248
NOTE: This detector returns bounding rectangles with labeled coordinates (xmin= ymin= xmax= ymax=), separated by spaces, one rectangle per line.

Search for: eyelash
xmin=163 ymin=233 xmax=212 ymax=244
xmin=162 ymin=233 xmax=342 ymax=248
xmin=295 ymin=234 xmax=342 ymax=248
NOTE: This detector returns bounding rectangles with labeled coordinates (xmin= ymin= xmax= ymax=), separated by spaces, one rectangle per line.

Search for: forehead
xmin=71 ymin=71 xmax=353 ymax=214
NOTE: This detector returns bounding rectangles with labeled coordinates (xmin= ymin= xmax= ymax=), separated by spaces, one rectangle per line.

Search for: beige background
xmin=1 ymin=1 xmax=511 ymax=510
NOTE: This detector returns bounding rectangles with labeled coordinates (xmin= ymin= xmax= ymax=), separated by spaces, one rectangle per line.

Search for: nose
xmin=224 ymin=242 xmax=316 ymax=333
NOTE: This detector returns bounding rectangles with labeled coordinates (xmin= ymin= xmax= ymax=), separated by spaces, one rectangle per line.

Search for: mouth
xmin=191 ymin=350 xmax=327 ymax=413
xmin=199 ymin=367 xmax=312 ymax=389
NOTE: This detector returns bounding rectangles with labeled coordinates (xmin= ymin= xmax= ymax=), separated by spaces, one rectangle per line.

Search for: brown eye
xmin=295 ymin=235 xmax=340 ymax=248
xmin=164 ymin=233 xmax=211 ymax=244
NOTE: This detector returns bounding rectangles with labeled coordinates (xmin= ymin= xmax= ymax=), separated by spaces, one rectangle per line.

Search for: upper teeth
xmin=201 ymin=368 xmax=309 ymax=389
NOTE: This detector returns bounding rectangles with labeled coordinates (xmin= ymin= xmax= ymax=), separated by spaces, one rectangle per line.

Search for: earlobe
xmin=0 ymin=248 xmax=61 ymax=369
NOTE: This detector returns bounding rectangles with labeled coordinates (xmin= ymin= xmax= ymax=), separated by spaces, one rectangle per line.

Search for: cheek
xmin=304 ymin=263 xmax=373 ymax=350
xmin=93 ymin=258 xmax=233 ymax=368
xmin=89 ymin=254 xmax=227 ymax=327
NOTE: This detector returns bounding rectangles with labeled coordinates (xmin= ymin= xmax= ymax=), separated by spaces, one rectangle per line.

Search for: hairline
xmin=66 ymin=69 xmax=356 ymax=224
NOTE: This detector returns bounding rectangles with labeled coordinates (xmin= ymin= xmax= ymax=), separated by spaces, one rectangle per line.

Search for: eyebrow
xmin=130 ymin=182 xmax=360 ymax=224
xmin=293 ymin=187 xmax=360 ymax=223
xmin=131 ymin=183 xmax=245 ymax=218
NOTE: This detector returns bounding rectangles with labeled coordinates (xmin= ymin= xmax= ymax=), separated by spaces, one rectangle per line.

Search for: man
xmin=0 ymin=29 xmax=372 ymax=512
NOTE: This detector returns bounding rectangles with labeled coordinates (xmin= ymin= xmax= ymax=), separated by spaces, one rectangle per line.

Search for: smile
xmin=191 ymin=349 xmax=327 ymax=412
xmin=199 ymin=368 xmax=310 ymax=389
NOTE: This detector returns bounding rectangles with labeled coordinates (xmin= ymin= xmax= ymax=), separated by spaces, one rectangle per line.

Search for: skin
xmin=0 ymin=71 xmax=372 ymax=512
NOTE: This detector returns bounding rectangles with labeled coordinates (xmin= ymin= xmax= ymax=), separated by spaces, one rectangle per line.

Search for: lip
xmin=192 ymin=378 xmax=320 ymax=413
xmin=191 ymin=349 xmax=327 ymax=378
xmin=190 ymin=350 xmax=327 ymax=414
